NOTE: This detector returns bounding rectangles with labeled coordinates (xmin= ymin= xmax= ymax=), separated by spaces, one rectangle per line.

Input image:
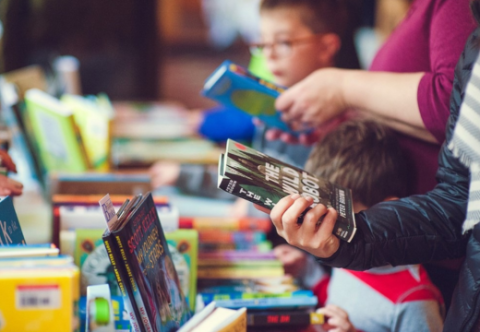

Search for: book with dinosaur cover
xmin=217 ymin=139 xmax=356 ymax=242
xmin=102 ymin=192 xmax=192 ymax=332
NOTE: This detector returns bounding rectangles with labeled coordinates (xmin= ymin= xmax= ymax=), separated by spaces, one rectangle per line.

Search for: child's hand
xmin=273 ymin=244 xmax=308 ymax=278
xmin=0 ymin=149 xmax=17 ymax=173
xmin=255 ymin=194 xmax=340 ymax=258
xmin=149 ymin=161 xmax=181 ymax=189
xmin=0 ymin=175 xmax=23 ymax=196
xmin=317 ymin=304 xmax=356 ymax=332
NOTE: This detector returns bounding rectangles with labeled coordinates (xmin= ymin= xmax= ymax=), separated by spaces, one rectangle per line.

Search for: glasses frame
xmin=249 ymin=33 xmax=324 ymax=58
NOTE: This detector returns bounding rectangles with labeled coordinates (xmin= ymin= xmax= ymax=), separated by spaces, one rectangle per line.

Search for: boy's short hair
xmin=260 ymin=0 xmax=352 ymax=39
xmin=304 ymin=120 xmax=409 ymax=207
xmin=260 ymin=0 xmax=360 ymax=69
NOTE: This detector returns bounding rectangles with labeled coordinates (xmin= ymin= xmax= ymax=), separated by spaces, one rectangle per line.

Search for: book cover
xmin=0 ymin=196 xmax=26 ymax=245
xmin=111 ymin=193 xmax=192 ymax=332
xmin=23 ymin=89 xmax=90 ymax=173
xmin=202 ymin=60 xmax=307 ymax=135
xmin=218 ymin=139 xmax=356 ymax=242
xmin=165 ymin=229 xmax=199 ymax=312
xmin=200 ymin=289 xmax=313 ymax=305
xmin=61 ymin=93 xmax=114 ymax=171
xmin=0 ymin=262 xmax=80 ymax=332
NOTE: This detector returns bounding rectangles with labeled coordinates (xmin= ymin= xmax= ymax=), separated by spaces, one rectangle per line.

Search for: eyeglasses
xmin=249 ymin=34 xmax=323 ymax=58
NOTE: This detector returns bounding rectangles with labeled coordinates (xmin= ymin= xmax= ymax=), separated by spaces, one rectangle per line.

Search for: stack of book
xmin=110 ymin=101 xmax=223 ymax=168
xmin=0 ymin=195 xmax=80 ymax=332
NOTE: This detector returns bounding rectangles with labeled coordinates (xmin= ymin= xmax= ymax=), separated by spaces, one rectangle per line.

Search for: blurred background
xmin=0 ymin=0 xmax=409 ymax=109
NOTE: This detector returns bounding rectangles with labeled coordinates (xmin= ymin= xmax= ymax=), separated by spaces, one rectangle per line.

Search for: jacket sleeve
xmin=316 ymin=28 xmax=480 ymax=269
xmin=318 ymin=109 xmax=469 ymax=270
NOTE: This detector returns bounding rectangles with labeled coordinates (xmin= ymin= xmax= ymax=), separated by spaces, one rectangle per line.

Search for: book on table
xmin=217 ymin=139 xmax=357 ymax=243
xmin=101 ymin=192 xmax=192 ymax=332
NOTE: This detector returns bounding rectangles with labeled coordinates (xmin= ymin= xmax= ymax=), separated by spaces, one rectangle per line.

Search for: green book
xmin=165 ymin=229 xmax=198 ymax=311
xmin=24 ymin=89 xmax=90 ymax=173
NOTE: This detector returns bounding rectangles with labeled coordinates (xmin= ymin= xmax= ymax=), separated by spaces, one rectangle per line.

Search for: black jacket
xmin=319 ymin=27 xmax=480 ymax=332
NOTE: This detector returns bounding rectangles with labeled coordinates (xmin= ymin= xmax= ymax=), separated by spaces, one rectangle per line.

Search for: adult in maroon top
xmin=270 ymin=0 xmax=476 ymax=195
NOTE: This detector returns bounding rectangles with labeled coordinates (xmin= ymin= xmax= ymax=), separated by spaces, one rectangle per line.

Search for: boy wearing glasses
xmin=150 ymin=0 xmax=359 ymax=203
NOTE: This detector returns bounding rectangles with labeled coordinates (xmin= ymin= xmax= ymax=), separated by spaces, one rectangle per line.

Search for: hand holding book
xmin=255 ymin=194 xmax=341 ymax=259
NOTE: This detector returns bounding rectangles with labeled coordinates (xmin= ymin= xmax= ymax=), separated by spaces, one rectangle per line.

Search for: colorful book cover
xmin=202 ymin=60 xmax=308 ymax=135
xmin=198 ymin=230 xmax=265 ymax=244
xmin=74 ymin=229 xmax=120 ymax=297
xmin=0 ymin=263 xmax=80 ymax=332
xmin=112 ymin=193 xmax=192 ymax=332
xmin=165 ymin=229 xmax=198 ymax=312
xmin=24 ymin=89 xmax=90 ymax=173
xmin=213 ymin=296 xmax=318 ymax=310
xmin=61 ymin=94 xmax=114 ymax=171
xmin=218 ymin=139 xmax=357 ymax=242
xmin=0 ymin=196 xmax=26 ymax=245
xmin=201 ymin=289 xmax=313 ymax=304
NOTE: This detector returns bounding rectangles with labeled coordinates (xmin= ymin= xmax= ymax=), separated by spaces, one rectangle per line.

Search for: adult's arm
xmin=276 ymin=0 xmax=475 ymax=143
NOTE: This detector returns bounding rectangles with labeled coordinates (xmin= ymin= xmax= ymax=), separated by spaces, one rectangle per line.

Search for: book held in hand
xmin=217 ymin=139 xmax=356 ymax=242
xmin=202 ymin=60 xmax=309 ymax=135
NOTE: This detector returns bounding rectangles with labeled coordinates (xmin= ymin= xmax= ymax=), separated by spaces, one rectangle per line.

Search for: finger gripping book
xmin=202 ymin=60 xmax=308 ymax=135
xmin=217 ymin=139 xmax=356 ymax=242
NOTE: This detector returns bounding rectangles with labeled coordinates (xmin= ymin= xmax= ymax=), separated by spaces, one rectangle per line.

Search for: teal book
xmin=0 ymin=196 xmax=26 ymax=245
xmin=218 ymin=139 xmax=357 ymax=242
xmin=202 ymin=60 xmax=308 ymax=135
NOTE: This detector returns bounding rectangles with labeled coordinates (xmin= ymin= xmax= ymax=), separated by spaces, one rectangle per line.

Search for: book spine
xmin=115 ymin=234 xmax=154 ymax=332
xmin=198 ymin=230 xmax=265 ymax=244
xmin=197 ymin=267 xmax=284 ymax=279
xmin=247 ymin=312 xmax=324 ymax=327
xmin=201 ymin=290 xmax=313 ymax=303
xmin=213 ymin=296 xmax=318 ymax=310
xmin=103 ymin=235 xmax=143 ymax=332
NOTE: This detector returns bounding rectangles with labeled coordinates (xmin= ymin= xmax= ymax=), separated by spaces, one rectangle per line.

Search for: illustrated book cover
xmin=103 ymin=192 xmax=192 ymax=332
xmin=217 ymin=139 xmax=356 ymax=242
xmin=202 ymin=60 xmax=308 ymax=135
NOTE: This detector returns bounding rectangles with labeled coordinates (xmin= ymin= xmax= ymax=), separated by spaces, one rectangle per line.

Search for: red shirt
xmin=370 ymin=0 xmax=476 ymax=194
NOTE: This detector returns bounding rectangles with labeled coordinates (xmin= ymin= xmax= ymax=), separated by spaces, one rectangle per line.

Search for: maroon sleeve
xmin=418 ymin=0 xmax=476 ymax=143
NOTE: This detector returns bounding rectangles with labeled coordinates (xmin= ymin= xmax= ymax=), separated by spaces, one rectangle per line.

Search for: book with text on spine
xmin=217 ymin=139 xmax=356 ymax=243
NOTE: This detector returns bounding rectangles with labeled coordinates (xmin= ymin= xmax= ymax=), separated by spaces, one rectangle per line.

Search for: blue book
xmin=200 ymin=289 xmax=314 ymax=304
xmin=202 ymin=60 xmax=309 ymax=135
xmin=0 ymin=196 xmax=26 ymax=245
xmin=213 ymin=295 xmax=318 ymax=310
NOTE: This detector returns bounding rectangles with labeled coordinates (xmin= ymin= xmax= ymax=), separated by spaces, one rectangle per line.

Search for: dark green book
xmin=217 ymin=139 xmax=356 ymax=242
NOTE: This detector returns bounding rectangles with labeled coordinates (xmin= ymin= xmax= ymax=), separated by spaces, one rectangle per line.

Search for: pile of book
xmin=0 ymin=196 xmax=80 ymax=332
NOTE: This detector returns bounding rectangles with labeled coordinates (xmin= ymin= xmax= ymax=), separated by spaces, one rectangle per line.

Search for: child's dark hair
xmin=260 ymin=0 xmax=360 ymax=69
xmin=304 ymin=120 xmax=408 ymax=207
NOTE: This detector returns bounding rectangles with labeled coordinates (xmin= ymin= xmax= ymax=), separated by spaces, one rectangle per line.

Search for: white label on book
xmin=36 ymin=111 xmax=69 ymax=161
xmin=16 ymin=285 xmax=61 ymax=309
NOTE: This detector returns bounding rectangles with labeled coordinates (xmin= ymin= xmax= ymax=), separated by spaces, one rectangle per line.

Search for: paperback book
xmin=217 ymin=139 xmax=356 ymax=242
xmin=202 ymin=60 xmax=308 ymax=135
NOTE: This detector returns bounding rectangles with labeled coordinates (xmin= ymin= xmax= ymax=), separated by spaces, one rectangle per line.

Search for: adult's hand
xmin=275 ymin=68 xmax=347 ymax=129
xmin=254 ymin=194 xmax=340 ymax=259
xmin=0 ymin=175 xmax=23 ymax=196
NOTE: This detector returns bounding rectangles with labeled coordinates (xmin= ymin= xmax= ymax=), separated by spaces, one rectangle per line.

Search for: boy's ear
xmin=317 ymin=33 xmax=341 ymax=65
xmin=383 ymin=196 xmax=399 ymax=202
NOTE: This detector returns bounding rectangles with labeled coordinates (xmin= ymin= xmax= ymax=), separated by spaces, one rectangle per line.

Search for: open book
xmin=217 ymin=139 xmax=356 ymax=242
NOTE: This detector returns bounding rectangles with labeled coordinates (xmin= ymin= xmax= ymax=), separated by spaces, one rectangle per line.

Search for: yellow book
xmin=0 ymin=265 xmax=80 ymax=332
